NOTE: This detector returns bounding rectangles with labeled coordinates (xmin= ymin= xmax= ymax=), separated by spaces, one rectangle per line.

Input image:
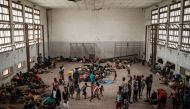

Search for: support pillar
xmin=24 ymin=24 xmax=30 ymax=72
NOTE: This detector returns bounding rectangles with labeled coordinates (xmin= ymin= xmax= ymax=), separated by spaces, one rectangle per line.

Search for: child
xmin=100 ymin=85 xmax=104 ymax=96
xmin=59 ymin=78 xmax=65 ymax=85
xmin=123 ymin=99 xmax=129 ymax=109
xmin=62 ymin=87 xmax=69 ymax=109
xmin=90 ymin=82 xmax=100 ymax=102
xmin=68 ymin=78 xmax=74 ymax=99
xmin=81 ymin=82 xmax=90 ymax=99
xmin=76 ymin=84 xmax=81 ymax=100
xmin=116 ymin=86 xmax=123 ymax=109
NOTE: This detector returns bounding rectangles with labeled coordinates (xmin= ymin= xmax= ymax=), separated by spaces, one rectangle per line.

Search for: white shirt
xmin=53 ymin=90 xmax=57 ymax=98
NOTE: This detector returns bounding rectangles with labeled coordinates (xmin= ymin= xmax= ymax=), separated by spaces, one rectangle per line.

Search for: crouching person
xmin=157 ymin=88 xmax=167 ymax=109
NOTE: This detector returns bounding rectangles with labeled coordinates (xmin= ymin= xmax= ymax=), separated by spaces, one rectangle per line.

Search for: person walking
xmin=81 ymin=82 xmax=90 ymax=99
xmin=89 ymin=82 xmax=101 ymax=102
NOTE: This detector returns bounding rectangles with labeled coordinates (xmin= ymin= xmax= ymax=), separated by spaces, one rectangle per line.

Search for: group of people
xmin=7 ymin=55 xmax=190 ymax=109
xmin=115 ymin=74 xmax=151 ymax=109
xmin=43 ymin=62 xmax=107 ymax=109
xmin=0 ymin=70 xmax=47 ymax=104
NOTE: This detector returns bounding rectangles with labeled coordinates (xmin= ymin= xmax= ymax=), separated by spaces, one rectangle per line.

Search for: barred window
xmin=159 ymin=6 xmax=168 ymax=24
xmin=168 ymin=2 xmax=181 ymax=49
xmin=34 ymin=9 xmax=40 ymax=24
xmin=12 ymin=2 xmax=24 ymax=49
xmin=181 ymin=29 xmax=190 ymax=52
xmin=169 ymin=2 xmax=181 ymax=23
xmin=12 ymin=2 xmax=23 ymax=23
xmin=158 ymin=25 xmax=167 ymax=45
xmin=151 ymin=9 xmax=158 ymax=24
xmin=0 ymin=0 xmax=12 ymax=53
xmin=28 ymin=25 xmax=35 ymax=45
xmin=181 ymin=0 xmax=190 ymax=52
xmin=168 ymin=25 xmax=179 ymax=49
xmin=24 ymin=6 xmax=33 ymax=24
xmin=14 ymin=24 xmax=25 ymax=48
xmin=34 ymin=25 xmax=42 ymax=43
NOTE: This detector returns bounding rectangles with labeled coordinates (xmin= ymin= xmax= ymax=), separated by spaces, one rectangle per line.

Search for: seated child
xmin=123 ymin=99 xmax=129 ymax=109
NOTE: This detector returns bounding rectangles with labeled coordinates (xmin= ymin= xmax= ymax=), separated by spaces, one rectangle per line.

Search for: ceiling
xmin=28 ymin=0 xmax=164 ymax=9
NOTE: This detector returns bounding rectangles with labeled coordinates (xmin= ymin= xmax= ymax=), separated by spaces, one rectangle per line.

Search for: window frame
xmin=1 ymin=67 xmax=13 ymax=80
xmin=17 ymin=61 xmax=25 ymax=70
xmin=169 ymin=2 xmax=181 ymax=23
xmin=168 ymin=27 xmax=179 ymax=49
xmin=0 ymin=0 xmax=13 ymax=53
xmin=151 ymin=8 xmax=159 ymax=24
xmin=34 ymin=9 xmax=40 ymax=24
xmin=12 ymin=2 xmax=25 ymax=49
xmin=167 ymin=2 xmax=181 ymax=49
xmin=158 ymin=25 xmax=167 ymax=45
xmin=181 ymin=0 xmax=190 ymax=53
xmin=159 ymin=6 xmax=168 ymax=24
xmin=24 ymin=5 xmax=33 ymax=24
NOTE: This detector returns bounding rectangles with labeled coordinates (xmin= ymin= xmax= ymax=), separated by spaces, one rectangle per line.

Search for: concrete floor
xmin=40 ymin=62 xmax=173 ymax=109
xmin=0 ymin=62 xmax=173 ymax=109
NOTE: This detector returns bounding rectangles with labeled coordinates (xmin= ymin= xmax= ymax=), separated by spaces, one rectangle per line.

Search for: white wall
xmin=145 ymin=0 xmax=190 ymax=72
xmin=0 ymin=0 xmax=48 ymax=85
xmin=48 ymin=9 xmax=146 ymax=58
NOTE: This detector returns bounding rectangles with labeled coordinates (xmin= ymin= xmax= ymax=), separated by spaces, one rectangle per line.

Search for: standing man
xmin=73 ymin=68 xmax=79 ymax=83
xmin=146 ymin=74 xmax=153 ymax=100
xmin=51 ymin=87 xmax=61 ymax=106
xmin=59 ymin=65 xmax=64 ymax=80
xmin=90 ymin=72 xmax=96 ymax=97
xmin=142 ymin=53 xmax=146 ymax=66
xmin=126 ymin=64 xmax=131 ymax=77
xmin=62 ymin=86 xmax=69 ymax=109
